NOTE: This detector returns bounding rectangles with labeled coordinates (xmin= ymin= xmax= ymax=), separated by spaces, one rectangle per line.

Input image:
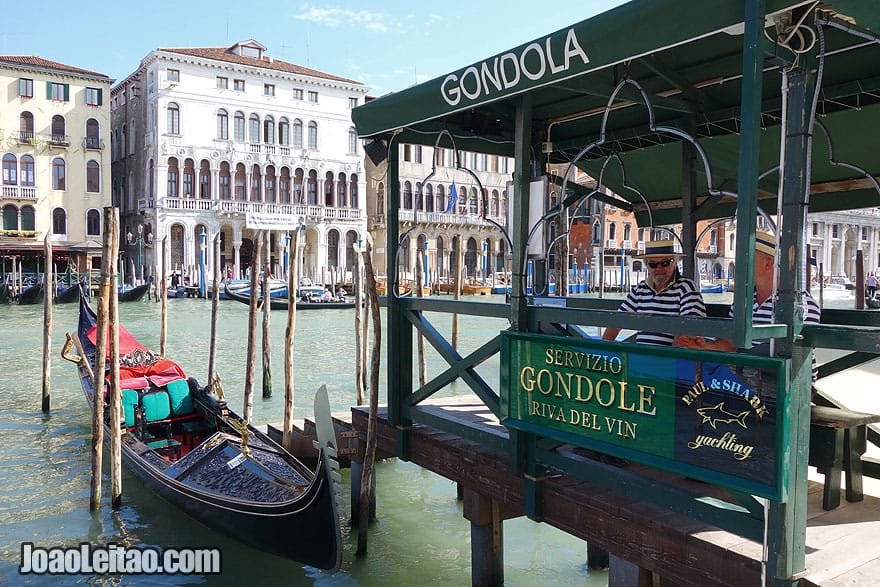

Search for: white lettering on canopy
xmin=440 ymin=28 xmax=589 ymax=106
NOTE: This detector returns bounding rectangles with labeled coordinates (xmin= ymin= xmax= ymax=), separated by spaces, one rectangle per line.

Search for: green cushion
xmin=166 ymin=379 xmax=194 ymax=416
xmin=141 ymin=390 xmax=171 ymax=422
xmin=122 ymin=389 xmax=140 ymax=428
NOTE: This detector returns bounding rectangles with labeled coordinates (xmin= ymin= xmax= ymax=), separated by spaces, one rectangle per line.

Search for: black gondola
xmin=118 ymin=281 xmax=151 ymax=302
xmin=224 ymin=283 xmax=356 ymax=310
xmin=55 ymin=283 xmax=82 ymax=304
xmin=17 ymin=282 xmax=43 ymax=305
xmin=60 ymin=291 xmax=342 ymax=571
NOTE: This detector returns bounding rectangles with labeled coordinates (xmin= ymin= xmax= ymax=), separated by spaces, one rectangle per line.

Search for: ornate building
xmin=111 ymin=39 xmax=369 ymax=285
xmin=364 ymin=140 xmax=513 ymax=286
xmin=0 ymin=56 xmax=112 ymax=275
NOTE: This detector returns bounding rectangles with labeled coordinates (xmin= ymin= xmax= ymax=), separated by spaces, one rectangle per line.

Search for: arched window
xmin=263 ymin=116 xmax=275 ymax=144
xmin=148 ymin=159 xmax=155 ymax=197
xmin=234 ymin=111 xmax=246 ymax=142
xmin=279 ymin=168 xmax=291 ymax=203
xmin=278 ymin=118 xmax=290 ymax=145
xmin=608 ymin=223 xmax=617 ymax=240
xmin=403 ymin=181 xmax=413 ymax=209
xmin=292 ymin=119 xmax=303 ymax=148
xmin=19 ymin=112 xmax=34 ymax=142
xmin=182 ymin=159 xmax=194 ymax=197
xmin=20 ymin=205 xmax=34 ymax=231
xmin=491 ymin=189 xmax=500 ymax=217
xmin=307 ymin=121 xmax=318 ymax=150
xmin=219 ymin=162 xmax=231 ymax=200
xmin=198 ymin=160 xmax=211 ymax=199
xmin=52 ymin=157 xmax=66 ymax=190
xmin=167 ymin=103 xmax=180 ymax=134
xmin=327 ymin=230 xmax=340 ymax=268
xmin=248 ymin=114 xmax=260 ymax=143
xmin=2 ymin=154 xmax=16 ymax=185
xmin=234 ymin=164 xmax=246 ymax=200
xmin=623 ymin=224 xmax=631 ymax=242
xmin=425 ymin=184 xmax=434 ymax=212
xmin=294 ymin=168 xmax=304 ymax=203
xmin=217 ymin=109 xmax=229 ymax=140
xmin=265 ymin=166 xmax=276 ymax=202
xmin=348 ymin=127 xmax=357 ymax=154
xmin=86 ymin=209 xmax=101 ymax=236
xmin=250 ymin=165 xmax=261 ymax=201
xmin=52 ymin=207 xmax=67 ymax=235
xmin=337 ymin=173 xmax=347 ymax=207
xmin=167 ymin=157 xmax=179 ymax=197
xmin=307 ymin=170 xmax=318 ymax=204
xmin=85 ymin=118 xmax=100 ymax=148
xmin=20 ymin=155 xmax=34 ymax=186
xmin=324 ymin=171 xmax=334 ymax=206
xmin=377 ymin=182 xmax=385 ymax=215
xmin=350 ymin=174 xmax=358 ymax=208
xmin=2 ymin=204 xmax=17 ymax=230
xmin=469 ymin=188 xmax=478 ymax=215
xmin=86 ymin=160 xmax=100 ymax=192
xmin=436 ymin=184 xmax=445 ymax=213
xmin=51 ymin=115 xmax=66 ymax=142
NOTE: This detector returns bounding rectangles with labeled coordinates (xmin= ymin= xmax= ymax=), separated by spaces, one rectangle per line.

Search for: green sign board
xmin=501 ymin=331 xmax=789 ymax=500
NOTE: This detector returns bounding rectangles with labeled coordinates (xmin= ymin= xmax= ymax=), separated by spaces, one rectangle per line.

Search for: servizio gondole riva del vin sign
xmin=500 ymin=331 xmax=790 ymax=500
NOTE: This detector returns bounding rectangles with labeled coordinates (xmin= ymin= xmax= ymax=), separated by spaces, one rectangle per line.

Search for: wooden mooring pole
xmin=356 ymin=235 xmax=382 ymax=556
xmin=243 ymin=230 xmax=263 ymax=422
xmin=107 ymin=210 xmax=122 ymax=509
xmin=855 ymin=250 xmax=865 ymax=310
xmin=282 ymin=228 xmax=300 ymax=452
xmin=452 ymin=243 xmax=463 ymax=350
xmin=353 ymin=243 xmax=365 ymax=406
xmin=208 ymin=234 xmax=220 ymax=384
xmin=160 ymin=237 xmax=168 ymax=356
xmin=262 ymin=232 xmax=272 ymax=399
xmin=415 ymin=253 xmax=427 ymax=387
xmin=41 ymin=235 xmax=53 ymax=413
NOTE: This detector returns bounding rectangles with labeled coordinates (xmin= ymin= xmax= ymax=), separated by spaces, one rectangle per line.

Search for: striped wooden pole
xmin=41 ymin=234 xmax=53 ymax=412
xmin=107 ymin=209 xmax=123 ymax=509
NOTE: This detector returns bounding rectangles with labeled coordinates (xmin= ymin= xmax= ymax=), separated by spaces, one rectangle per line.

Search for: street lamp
xmin=126 ymin=224 xmax=150 ymax=285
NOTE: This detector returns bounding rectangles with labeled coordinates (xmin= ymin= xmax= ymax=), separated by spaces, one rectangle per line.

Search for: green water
xmin=0 ymin=298 xmax=607 ymax=586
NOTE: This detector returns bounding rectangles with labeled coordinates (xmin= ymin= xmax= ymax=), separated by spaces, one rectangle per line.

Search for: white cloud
xmin=296 ymin=6 xmax=392 ymax=33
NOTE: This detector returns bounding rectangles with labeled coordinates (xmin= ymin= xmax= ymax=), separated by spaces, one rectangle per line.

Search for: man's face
xmin=647 ymin=257 xmax=675 ymax=290
xmin=753 ymin=251 xmax=775 ymax=288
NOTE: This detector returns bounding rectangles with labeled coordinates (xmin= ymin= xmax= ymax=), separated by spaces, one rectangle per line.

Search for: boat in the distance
xmin=17 ymin=280 xmax=43 ymax=305
xmin=60 ymin=290 xmax=343 ymax=570
xmin=224 ymin=283 xmax=355 ymax=310
xmin=118 ymin=280 xmax=152 ymax=302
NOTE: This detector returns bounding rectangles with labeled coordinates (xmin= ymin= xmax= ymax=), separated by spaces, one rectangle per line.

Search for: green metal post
xmin=769 ymin=31 xmax=817 ymax=585
xmin=731 ymin=0 xmax=766 ymax=350
xmin=385 ymin=138 xmax=412 ymax=458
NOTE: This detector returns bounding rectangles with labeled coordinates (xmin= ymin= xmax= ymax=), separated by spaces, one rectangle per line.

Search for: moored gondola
xmin=60 ymin=289 xmax=342 ymax=571
xmin=224 ymin=283 xmax=356 ymax=310
xmin=118 ymin=280 xmax=151 ymax=302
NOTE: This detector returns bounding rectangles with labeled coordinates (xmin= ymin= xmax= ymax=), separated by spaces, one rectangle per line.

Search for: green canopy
xmin=353 ymin=0 xmax=880 ymax=224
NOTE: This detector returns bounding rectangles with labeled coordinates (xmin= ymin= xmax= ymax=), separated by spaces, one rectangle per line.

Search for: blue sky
xmin=0 ymin=0 xmax=627 ymax=95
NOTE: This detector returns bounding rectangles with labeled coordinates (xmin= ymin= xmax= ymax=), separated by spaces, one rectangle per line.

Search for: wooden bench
xmin=809 ymin=405 xmax=880 ymax=510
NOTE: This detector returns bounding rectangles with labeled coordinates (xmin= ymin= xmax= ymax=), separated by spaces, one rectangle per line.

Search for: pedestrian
xmin=602 ymin=238 xmax=706 ymax=345
xmin=867 ymin=272 xmax=877 ymax=299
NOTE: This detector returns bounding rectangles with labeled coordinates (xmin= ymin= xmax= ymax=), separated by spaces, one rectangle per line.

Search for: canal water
xmin=0 ymin=289 xmax=866 ymax=585
xmin=0 ymin=295 xmax=607 ymax=586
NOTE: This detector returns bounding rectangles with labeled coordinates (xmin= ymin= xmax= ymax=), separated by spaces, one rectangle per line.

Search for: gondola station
xmin=352 ymin=1 xmax=880 ymax=585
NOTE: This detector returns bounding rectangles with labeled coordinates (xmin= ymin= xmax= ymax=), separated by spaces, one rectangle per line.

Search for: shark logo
xmin=697 ymin=402 xmax=749 ymax=430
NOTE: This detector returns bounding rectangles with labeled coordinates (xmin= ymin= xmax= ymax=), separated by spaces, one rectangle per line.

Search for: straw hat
xmin=634 ymin=239 xmax=684 ymax=259
xmin=755 ymin=230 xmax=776 ymax=256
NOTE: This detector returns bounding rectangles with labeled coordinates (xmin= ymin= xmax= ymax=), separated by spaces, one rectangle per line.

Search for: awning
xmin=352 ymin=0 xmax=880 ymax=221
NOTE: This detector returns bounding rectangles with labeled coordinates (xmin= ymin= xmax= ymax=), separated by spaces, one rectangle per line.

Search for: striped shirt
xmin=617 ymin=277 xmax=706 ymax=345
xmin=729 ymin=291 xmax=821 ymax=379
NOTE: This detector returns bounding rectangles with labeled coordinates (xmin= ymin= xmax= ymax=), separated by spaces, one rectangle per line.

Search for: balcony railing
xmin=18 ymin=131 xmax=35 ymax=145
xmin=83 ymin=137 xmax=104 ymax=150
xmin=397 ymin=209 xmax=507 ymax=228
xmin=159 ymin=197 xmax=363 ymax=222
xmin=607 ymin=239 xmax=618 ymax=249
xmin=1 ymin=186 xmax=37 ymax=200
xmin=48 ymin=134 xmax=69 ymax=147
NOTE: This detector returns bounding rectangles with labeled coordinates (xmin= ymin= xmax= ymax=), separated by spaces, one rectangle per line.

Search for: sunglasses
xmin=647 ymin=259 xmax=674 ymax=269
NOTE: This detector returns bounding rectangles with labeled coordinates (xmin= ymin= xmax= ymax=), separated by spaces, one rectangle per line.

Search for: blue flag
xmin=445 ymin=182 xmax=457 ymax=213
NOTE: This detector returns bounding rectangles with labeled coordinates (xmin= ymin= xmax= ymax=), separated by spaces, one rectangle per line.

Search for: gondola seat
xmin=122 ymin=389 xmax=140 ymax=428
xmin=166 ymin=378 xmax=195 ymax=416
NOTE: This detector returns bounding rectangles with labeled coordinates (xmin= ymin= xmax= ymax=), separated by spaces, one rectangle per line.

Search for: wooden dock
xmin=279 ymin=396 xmax=880 ymax=586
